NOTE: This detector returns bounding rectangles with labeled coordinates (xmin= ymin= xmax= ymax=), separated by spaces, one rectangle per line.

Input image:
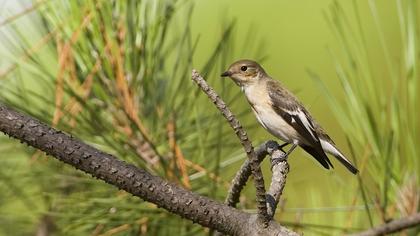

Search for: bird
xmin=221 ymin=59 xmax=358 ymax=174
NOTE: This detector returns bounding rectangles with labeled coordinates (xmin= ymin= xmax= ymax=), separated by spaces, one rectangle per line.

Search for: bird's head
xmin=221 ymin=59 xmax=267 ymax=86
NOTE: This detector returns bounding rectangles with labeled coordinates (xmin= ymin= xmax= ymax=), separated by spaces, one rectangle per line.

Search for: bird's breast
xmin=244 ymin=84 xmax=300 ymax=143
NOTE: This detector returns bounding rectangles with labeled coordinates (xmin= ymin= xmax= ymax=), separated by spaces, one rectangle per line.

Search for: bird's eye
xmin=240 ymin=66 xmax=248 ymax=72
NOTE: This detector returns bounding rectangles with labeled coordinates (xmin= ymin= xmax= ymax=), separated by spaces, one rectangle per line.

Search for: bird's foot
xmin=270 ymin=152 xmax=287 ymax=168
xmin=265 ymin=140 xmax=288 ymax=170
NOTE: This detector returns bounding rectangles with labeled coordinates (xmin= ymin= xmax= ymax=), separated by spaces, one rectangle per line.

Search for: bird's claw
xmin=264 ymin=140 xmax=288 ymax=170
xmin=270 ymin=151 xmax=287 ymax=170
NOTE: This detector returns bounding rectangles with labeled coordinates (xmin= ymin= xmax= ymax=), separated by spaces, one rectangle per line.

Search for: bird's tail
xmin=332 ymin=151 xmax=358 ymax=174
xmin=320 ymin=140 xmax=359 ymax=174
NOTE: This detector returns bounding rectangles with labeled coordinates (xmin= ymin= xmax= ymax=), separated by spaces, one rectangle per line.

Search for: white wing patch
xmin=289 ymin=108 xmax=317 ymax=140
xmin=320 ymin=139 xmax=340 ymax=156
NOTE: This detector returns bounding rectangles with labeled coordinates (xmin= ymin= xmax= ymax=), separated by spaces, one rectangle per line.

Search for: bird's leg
xmin=284 ymin=143 xmax=297 ymax=157
xmin=279 ymin=143 xmax=289 ymax=149
xmin=269 ymin=143 xmax=297 ymax=168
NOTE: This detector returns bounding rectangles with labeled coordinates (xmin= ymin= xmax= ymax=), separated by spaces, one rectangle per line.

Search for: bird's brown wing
xmin=267 ymin=79 xmax=333 ymax=169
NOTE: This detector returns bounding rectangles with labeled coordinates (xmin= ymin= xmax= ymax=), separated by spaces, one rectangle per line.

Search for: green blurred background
xmin=0 ymin=0 xmax=418 ymax=235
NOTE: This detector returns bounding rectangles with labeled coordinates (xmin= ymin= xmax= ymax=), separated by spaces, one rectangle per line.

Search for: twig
xmin=225 ymin=142 xmax=268 ymax=207
xmin=225 ymin=140 xmax=289 ymax=218
xmin=265 ymin=141 xmax=289 ymax=218
xmin=0 ymin=103 xmax=299 ymax=236
xmin=348 ymin=212 xmax=420 ymax=236
xmin=191 ymin=70 xmax=270 ymax=225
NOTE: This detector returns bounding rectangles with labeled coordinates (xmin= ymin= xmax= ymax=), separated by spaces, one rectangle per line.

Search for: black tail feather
xmin=300 ymin=144 xmax=333 ymax=170
xmin=332 ymin=153 xmax=359 ymax=174
xmin=301 ymin=144 xmax=359 ymax=175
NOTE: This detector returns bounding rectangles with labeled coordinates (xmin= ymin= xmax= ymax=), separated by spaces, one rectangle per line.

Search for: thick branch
xmin=348 ymin=212 xmax=420 ymax=236
xmin=0 ymin=103 xmax=298 ymax=236
xmin=191 ymin=70 xmax=269 ymax=224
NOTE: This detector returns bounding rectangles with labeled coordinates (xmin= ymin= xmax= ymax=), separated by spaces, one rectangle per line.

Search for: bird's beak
xmin=220 ymin=71 xmax=232 ymax=77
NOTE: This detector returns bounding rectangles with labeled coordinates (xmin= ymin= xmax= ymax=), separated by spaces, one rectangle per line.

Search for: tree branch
xmin=191 ymin=70 xmax=269 ymax=224
xmin=348 ymin=212 xmax=420 ymax=236
xmin=225 ymin=143 xmax=268 ymax=208
xmin=0 ymin=103 xmax=299 ymax=236
xmin=225 ymin=140 xmax=289 ymax=219
xmin=265 ymin=141 xmax=289 ymax=218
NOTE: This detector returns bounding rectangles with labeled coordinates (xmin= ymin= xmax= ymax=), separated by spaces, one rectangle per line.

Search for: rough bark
xmin=224 ymin=140 xmax=289 ymax=219
xmin=191 ymin=70 xmax=269 ymax=224
xmin=348 ymin=212 xmax=420 ymax=236
xmin=0 ymin=104 xmax=298 ymax=236
xmin=225 ymin=143 xmax=268 ymax=207
xmin=265 ymin=141 xmax=289 ymax=218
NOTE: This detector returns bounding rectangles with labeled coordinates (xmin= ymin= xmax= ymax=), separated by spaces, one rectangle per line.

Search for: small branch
xmin=265 ymin=141 xmax=289 ymax=218
xmin=225 ymin=142 xmax=268 ymax=207
xmin=349 ymin=212 xmax=420 ymax=236
xmin=0 ymin=103 xmax=299 ymax=236
xmin=225 ymin=140 xmax=289 ymax=219
xmin=191 ymin=70 xmax=269 ymax=225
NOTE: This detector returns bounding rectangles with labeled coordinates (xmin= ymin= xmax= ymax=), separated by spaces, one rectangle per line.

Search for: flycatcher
xmin=221 ymin=59 xmax=358 ymax=174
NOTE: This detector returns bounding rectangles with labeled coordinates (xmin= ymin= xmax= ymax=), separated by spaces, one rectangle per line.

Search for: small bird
xmin=221 ymin=59 xmax=358 ymax=174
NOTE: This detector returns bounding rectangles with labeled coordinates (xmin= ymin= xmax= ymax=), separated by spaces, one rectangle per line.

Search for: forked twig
xmin=191 ymin=70 xmax=270 ymax=225
xmin=225 ymin=140 xmax=289 ymax=219
xmin=225 ymin=143 xmax=269 ymax=208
